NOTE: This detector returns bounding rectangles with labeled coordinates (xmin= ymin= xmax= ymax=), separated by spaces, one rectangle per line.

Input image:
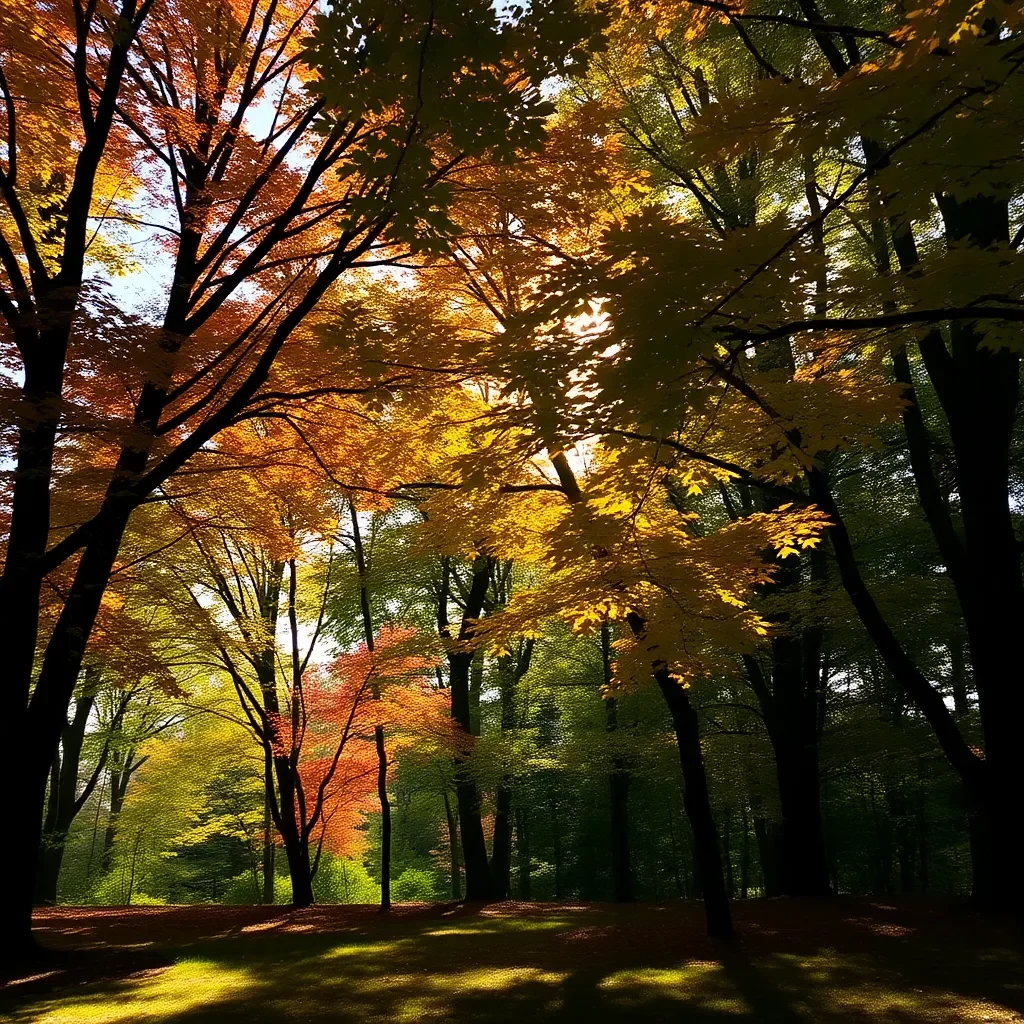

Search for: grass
xmin=2 ymin=898 xmax=1022 ymax=1023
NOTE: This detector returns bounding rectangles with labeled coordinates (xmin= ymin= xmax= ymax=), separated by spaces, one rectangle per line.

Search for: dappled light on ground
xmin=4 ymin=901 xmax=1023 ymax=1023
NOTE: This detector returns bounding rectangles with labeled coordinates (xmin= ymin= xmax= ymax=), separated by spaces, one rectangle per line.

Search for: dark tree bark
xmin=719 ymin=468 xmax=833 ymax=901
xmin=34 ymin=689 xmax=101 ymax=905
xmin=753 ymin=816 xmax=784 ymax=897
xmin=845 ymin=38 xmax=1021 ymax=911
xmin=737 ymin=493 xmax=831 ymax=899
xmin=375 ymin=724 xmax=391 ymax=909
xmin=489 ymin=639 xmax=533 ymax=899
xmin=262 ymin=783 xmax=276 ymax=904
xmin=667 ymin=810 xmax=685 ymax=897
xmin=654 ymin=665 xmax=733 ymax=939
xmin=469 ymin=651 xmax=484 ymax=739
xmin=275 ymin=773 xmax=315 ymax=908
xmin=440 ymin=555 xmax=494 ymax=900
xmin=608 ymin=764 xmax=632 ymax=903
xmin=0 ymin=0 xmax=402 ymax=951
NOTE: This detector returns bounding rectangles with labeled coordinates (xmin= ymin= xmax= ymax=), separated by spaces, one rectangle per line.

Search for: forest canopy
xmin=1 ymin=0 xmax=1022 ymax=956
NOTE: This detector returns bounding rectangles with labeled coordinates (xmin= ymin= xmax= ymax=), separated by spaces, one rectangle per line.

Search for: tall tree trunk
xmin=349 ymin=501 xmax=391 ymax=911
xmin=450 ymin=648 xmax=492 ymax=900
xmin=4 ymin=763 xmax=50 ymax=958
xmin=667 ymin=806 xmax=684 ymax=897
xmin=3 ymin=506 xmax=135 ymax=956
xmin=34 ymin=750 xmax=64 ymax=907
xmin=286 ymin=844 xmax=315 ymax=908
xmin=375 ymin=724 xmax=391 ymax=909
xmin=469 ymin=651 xmax=483 ymax=738
xmin=489 ymin=641 xmax=533 ymax=899
xmin=440 ymin=555 xmax=493 ymax=900
xmin=773 ymin=734 xmax=830 ymax=896
xmin=655 ymin=668 xmax=733 ymax=939
xmin=753 ymin=816 xmax=784 ymax=897
xmin=262 ymin=783 xmax=276 ymax=904
xmin=489 ymin=673 xmax=514 ymax=900
xmin=741 ymin=526 xmax=831 ymax=899
xmin=34 ymin=684 xmax=104 ymax=907
xmin=609 ymin=767 xmax=632 ymax=903
xmin=851 ymin=175 xmax=1022 ymax=910
xmin=274 ymin=761 xmax=314 ymax=908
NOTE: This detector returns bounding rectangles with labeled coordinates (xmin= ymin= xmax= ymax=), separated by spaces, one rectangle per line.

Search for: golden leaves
xmin=467 ymin=441 xmax=830 ymax=692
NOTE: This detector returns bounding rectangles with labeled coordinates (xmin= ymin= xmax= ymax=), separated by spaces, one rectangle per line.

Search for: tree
xmin=0 ymin=0 xmax=600 ymax=954
xmin=34 ymin=666 xmax=112 ymax=906
xmin=348 ymin=498 xmax=394 ymax=911
xmin=550 ymin=0 xmax=1024 ymax=907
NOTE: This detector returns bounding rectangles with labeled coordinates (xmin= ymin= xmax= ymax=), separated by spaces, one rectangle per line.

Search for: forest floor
xmin=2 ymin=899 xmax=1022 ymax=1023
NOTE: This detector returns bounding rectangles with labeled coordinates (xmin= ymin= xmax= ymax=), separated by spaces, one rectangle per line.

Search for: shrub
xmin=88 ymin=871 xmax=167 ymax=905
xmin=272 ymin=873 xmax=293 ymax=905
xmin=392 ymin=867 xmax=441 ymax=903
xmin=311 ymin=854 xmax=381 ymax=904
xmin=223 ymin=871 xmax=262 ymax=905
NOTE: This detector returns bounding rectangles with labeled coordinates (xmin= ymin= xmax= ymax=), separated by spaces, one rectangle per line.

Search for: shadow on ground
xmin=3 ymin=899 xmax=1022 ymax=1023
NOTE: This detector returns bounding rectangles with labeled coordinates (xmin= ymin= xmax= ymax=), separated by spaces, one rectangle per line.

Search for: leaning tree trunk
xmin=861 ymin=160 xmax=1023 ymax=910
xmin=655 ymin=668 xmax=733 ymax=939
xmin=3 ymin=505 xmax=136 ymax=956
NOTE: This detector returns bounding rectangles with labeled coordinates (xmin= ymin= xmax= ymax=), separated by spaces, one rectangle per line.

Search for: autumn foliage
xmin=3 ymin=0 xmax=1024 ymax=957
xmin=278 ymin=629 xmax=446 ymax=862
